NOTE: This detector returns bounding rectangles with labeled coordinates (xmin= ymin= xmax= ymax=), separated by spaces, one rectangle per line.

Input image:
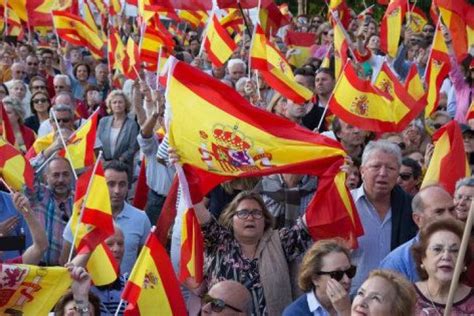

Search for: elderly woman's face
xmin=232 ymin=199 xmax=265 ymax=242
xmin=11 ymin=83 xmax=26 ymax=99
xmin=352 ymin=276 xmax=396 ymax=316
xmin=312 ymin=251 xmax=352 ymax=301
xmin=110 ymin=95 xmax=126 ymax=114
xmin=421 ymin=230 xmax=460 ymax=284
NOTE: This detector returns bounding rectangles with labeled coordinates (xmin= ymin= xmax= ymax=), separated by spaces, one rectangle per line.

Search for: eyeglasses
xmin=316 ymin=265 xmax=357 ymax=281
xmin=54 ymin=85 xmax=65 ymax=89
xmin=33 ymin=98 xmax=48 ymax=104
xmin=201 ymin=294 xmax=243 ymax=313
xmin=235 ymin=209 xmax=263 ymax=219
xmin=399 ymin=173 xmax=413 ymax=181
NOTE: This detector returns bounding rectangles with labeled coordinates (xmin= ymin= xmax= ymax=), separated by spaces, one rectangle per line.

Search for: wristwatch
xmin=75 ymin=300 xmax=90 ymax=315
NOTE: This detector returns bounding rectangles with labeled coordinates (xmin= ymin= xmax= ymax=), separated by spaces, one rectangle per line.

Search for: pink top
xmin=450 ymin=55 xmax=474 ymax=123
xmin=414 ymin=284 xmax=474 ymax=315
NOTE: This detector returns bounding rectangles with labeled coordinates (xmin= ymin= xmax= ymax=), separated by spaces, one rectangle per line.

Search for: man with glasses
xmin=454 ymin=176 xmax=474 ymax=222
xmin=201 ymin=280 xmax=252 ymax=315
xmin=397 ymin=157 xmax=421 ymax=196
xmin=380 ymin=184 xmax=455 ymax=282
xmin=53 ymin=74 xmax=72 ymax=95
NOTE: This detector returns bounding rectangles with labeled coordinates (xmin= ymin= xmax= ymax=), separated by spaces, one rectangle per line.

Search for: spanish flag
xmin=52 ymin=10 xmax=104 ymax=59
xmin=70 ymin=161 xmax=118 ymax=285
xmin=406 ymin=5 xmax=428 ymax=33
xmin=0 ymin=137 xmax=34 ymax=190
xmin=165 ymin=57 xmax=346 ymax=209
xmin=434 ymin=0 xmax=472 ymax=63
xmin=259 ymin=1 xmax=290 ymax=37
xmin=421 ymin=121 xmax=471 ymax=195
xmin=332 ymin=13 xmax=350 ymax=80
xmin=380 ymin=0 xmax=407 ymax=58
xmin=179 ymin=10 xmax=208 ymax=29
xmin=220 ymin=8 xmax=244 ymax=34
xmin=306 ymin=168 xmax=364 ymax=248
xmin=0 ymin=264 xmax=72 ymax=315
xmin=108 ymin=26 xmax=127 ymax=75
xmin=109 ymin=0 xmax=122 ymax=16
xmin=125 ymin=37 xmax=140 ymax=80
xmin=122 ymin=228 xmax=187 ymax=315
xmin=180 ymin=207 xmax=204 ymax=284
xmin=140 ymin=14 xmax=175 ymax=66
xmin=58 ymin=109 xmax=98 ymax=171
xmin=25 ymin=132 xmax=54 ymax=159
xmin=1 ymin=103 xmax=15 ymax=145
xmin=328 ymin=0 xmax=351 ymax=28
xmin=466 ymin=101 xmax=474 ymax=121
xmin=250 ymin=24 xmax=313 ymax=104
xmin=203 ymin=15 xmax=237 ymax=67
xmin=329 ymin=62 xmax=425 ymax=132
xmin=285 ymin=31 xmax=316 ymax=68
xmin=425 ymin=23 xmax=450 ymax=118
xmin=404 ymin=63 xmax=426 ymax=102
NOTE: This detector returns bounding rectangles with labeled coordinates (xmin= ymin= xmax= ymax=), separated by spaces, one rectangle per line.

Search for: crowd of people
xmin=0 ymin=2 xmax=474 ymax=315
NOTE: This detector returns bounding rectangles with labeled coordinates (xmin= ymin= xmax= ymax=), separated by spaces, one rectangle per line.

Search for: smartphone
xmin=0 ymin=235 xmax=26 ymax=251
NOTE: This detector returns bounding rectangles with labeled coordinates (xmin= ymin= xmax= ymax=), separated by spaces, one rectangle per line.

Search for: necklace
xmin=425 ymin=283 xmax=442 ymax=316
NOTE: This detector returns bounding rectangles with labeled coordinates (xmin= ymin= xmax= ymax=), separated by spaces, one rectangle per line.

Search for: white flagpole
xmin=51 ymin=110 xmax=78 ymax=180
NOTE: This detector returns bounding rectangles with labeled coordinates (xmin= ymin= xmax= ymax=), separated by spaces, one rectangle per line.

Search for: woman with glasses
xmin=25 ymin=91 xmax=52 ymax=133
xmin=1 ymin=96 xmax=36 ymax=152
xmin=283 ymin=239 xmax=354 ymax=316
xmin=411 ymin=218 xmax=474 ymax=315
xmin=190 ymin=190 xmax=312 ymax=316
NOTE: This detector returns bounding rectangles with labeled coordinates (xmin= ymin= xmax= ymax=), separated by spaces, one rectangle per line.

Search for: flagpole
xmin=255 ymin=70 xmax=261 ymax=101
xmin=51 ymin=110 xmax=78 ymax=180
xmin=315 ymin=59 xmax=349 ymax=132
xmin=237 ymin=1 xmax=252 ymax=38
xmin=329 ymin=9 xmax=357 ymax=62
xmin=247 ymin=0 xmax=261 ymax=79
xmin=198 ymin=4 xmax=216 ymax=58
xmin=114 ymin=299 xmax=124 ymax=316
xmin=67 ymin=151 xmax=103 ymax=263
xmin=156 ymin=46 xmax=162 ymax=90
xmin=444 ymin=196 xmax=474 ymax=315
xmin=0 ymin=178 xmax=30 ymax=214
xmin=35 ymin=151 xmax=59 ymax=175
xmin=423 ymin=17 xmax=441 ymax=80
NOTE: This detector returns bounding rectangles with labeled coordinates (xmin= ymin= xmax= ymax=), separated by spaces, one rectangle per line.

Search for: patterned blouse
xmin=202 ymin=217 xmax=312 ymax=316
xmin=414 ymin=285 xmax=474 ymax=315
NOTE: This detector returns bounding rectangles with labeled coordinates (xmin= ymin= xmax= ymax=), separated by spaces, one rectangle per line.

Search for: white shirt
xmin=307 ymin=291 xmax=331 ymax=316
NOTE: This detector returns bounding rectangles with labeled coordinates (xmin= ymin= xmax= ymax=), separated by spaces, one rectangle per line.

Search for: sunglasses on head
xmin=316 ymin=265 xmax=357 ymax=281
xmin=201 ymin=294 xmax=243 ymax=313
xmin=399 ymin=173 xmax=413 ymax=181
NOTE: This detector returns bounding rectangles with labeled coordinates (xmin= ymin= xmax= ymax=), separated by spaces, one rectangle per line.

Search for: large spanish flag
xmin=306 ymin=168 xmax=364 ymax=249
xmin=0 ymin=264 xmax=72 ymax=315
xmin=52 ymin=10 xmax=104 ymax=59
xmin=70 ymin=161 xmax=118 ymax=285
xmin=285 ymin=31 xmax=316 ymax=68
xmin=250 ymin=24 xmax=313 ymax=104
xmin=424 ymin=23 xmax=450 ymax=118
xmin=58 ymin=109 xmax=98 ymax=171
xmin=380 ymin=0 xmax=407 ymax=58
xmin=122 ymin=228 xmax=187 ymax=315
xmin=421 ymin=121 xmax=471 ymax=195
xmin=164 ymin=58 xmax=362 ymax=249
xmin=329 ymin=62 xmax=425 ymax=132
xmin=140 ymin=14 xmax=175 ymax=66
xmin=203 ymin=15 xmax=237 ymax=67
xmin=0 ymin=137 xmax=34 ymax=190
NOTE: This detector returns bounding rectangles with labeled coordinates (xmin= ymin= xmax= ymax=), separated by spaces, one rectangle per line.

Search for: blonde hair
xmin=298 ymin=239 xmax=351 ymax=292
xmin=105 ymin=90 xmax=132 ymax=114
xmin=366 ymin=270 xmax=416 ymax=316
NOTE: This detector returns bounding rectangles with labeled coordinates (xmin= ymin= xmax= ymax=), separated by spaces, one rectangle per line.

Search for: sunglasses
xmin=235 ymin=209 xmax=263 ymax=219
xmin=56 ymin=118 xmax=71 ymax=123
xmin=27 ymin=62 xmax=38 ymax=66
xmin=54 ymin=85 xmax=65 ymax=89
xmin=33 ymin=98 xmax=48 ymax=104
xmin=32 ymin=85 xmax=47 ymax=90
xmin=432 ymin=123 xmax=443 ymax=130
xmin=399 ymin=173 xmax=413 ymax=181
xmin=316 ymin=265 xmax=357 ymax=281
xmin=201 ymin=294 xmax=243 ymax=313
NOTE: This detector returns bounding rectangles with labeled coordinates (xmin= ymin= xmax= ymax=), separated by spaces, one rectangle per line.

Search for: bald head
xmin=412 ymin=184 xmax=455 ymax=228
xmin=202 ymin=280 xmax=251 ymax=315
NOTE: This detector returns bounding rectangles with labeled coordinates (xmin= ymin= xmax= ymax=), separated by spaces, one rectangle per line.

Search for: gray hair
xmin=361 ymin=140 xmax=402 ymax=167
xmin=227 ymin=58 xmax=247 ymax=71
xmin=53 ymin=74 xmax=71 ymax=87
xmin=2 ymin=96 xmax=25 ymax=121
xmin=455 ymin=176 xmax=474 ymax=191
xmin=235 ymin=77 xmax=250 ymax=92
xmin=49 ymin=103 xmax=74 ymax=120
